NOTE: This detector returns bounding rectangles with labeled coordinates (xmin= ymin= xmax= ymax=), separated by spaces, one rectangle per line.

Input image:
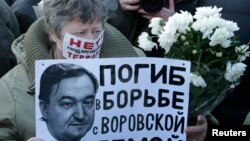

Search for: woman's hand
xmin=185 ymin=115 xmax=207 ymax=141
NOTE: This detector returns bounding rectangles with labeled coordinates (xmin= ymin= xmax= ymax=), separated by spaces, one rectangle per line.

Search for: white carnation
xmin=216 ymin=52 xmax=222 ymax=57
xmin=192 ymin=50 xmax=197 ymax=54
xmin=192 ymin=17 xmax=220 ymax=39
xmin=235 ymin=45 xmax=250 ymax=61
xmin=219 ymin=19 xmax=239 ymax=32
xmin=138 ymin=32 xmax=157 ymax=51
xmin=170 ymin=11 xmax=193 ymax=34
xmin=190 ymin=73 xmax=207 ymax=88
xmin=194 ymin=6 xmax=222 ymax=20
xmin=224 ymin=62 xmax=247 ymax=82
xmin=184 ymin=41 xmax=189 ymax=46
xmin=209 ymin=27 xmax=233 ymax=48
xmin=149 ymin=18 xmax=165 ymax=36
xmin=158 ymin=26 xmax=178 ymax=53
xmin=181 ymin=35 xmax=186 ymax=41
xmin=163 ymin=20 xmax=177 ymax=33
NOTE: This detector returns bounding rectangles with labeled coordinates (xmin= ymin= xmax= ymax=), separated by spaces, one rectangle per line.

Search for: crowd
xmin=0 ymin=0 xmax=249 ymax=140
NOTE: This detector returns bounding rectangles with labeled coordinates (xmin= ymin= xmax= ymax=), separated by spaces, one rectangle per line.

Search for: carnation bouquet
xmin=137 ymin=6 xmax=249 ymax=121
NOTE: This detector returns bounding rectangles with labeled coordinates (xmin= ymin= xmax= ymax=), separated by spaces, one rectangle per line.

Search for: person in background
xmin=0 ymin=0 xmax=19 ymax=77
xmin=104 ymin=0 xmax=175 ymax=43
xmin=4 ymin=0 xmax=16 ymax=6
xmin=104 ymin=0 xmax=198 ymax=57
xmin=11 ymin=0 xmax=41 ymax=34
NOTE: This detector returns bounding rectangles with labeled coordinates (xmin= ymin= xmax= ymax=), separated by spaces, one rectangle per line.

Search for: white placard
xmin=35 ymin=57 xmax=190 ymax=141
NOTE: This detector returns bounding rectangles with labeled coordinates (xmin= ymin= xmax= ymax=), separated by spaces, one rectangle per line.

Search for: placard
xmin=35 ymin=57 xmax=190 ymax=141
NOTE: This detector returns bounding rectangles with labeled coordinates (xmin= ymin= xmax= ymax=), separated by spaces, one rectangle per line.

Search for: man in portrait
xmin=38 ymin=63 xmax=99 ymax=141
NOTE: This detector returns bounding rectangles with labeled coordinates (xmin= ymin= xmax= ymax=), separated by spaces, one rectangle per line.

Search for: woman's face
xmin=50 ymin=18 xmax=103 ymax=58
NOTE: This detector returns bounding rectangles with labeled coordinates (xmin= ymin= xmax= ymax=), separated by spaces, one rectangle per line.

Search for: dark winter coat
xmin=11 ymin=0 xmax=40 ymax=34
xmin=0 ymin=0 xmax=20 ymax=77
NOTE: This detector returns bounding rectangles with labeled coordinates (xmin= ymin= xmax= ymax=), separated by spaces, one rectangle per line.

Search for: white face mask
xmin=61 ymin=31 xmax=104 ymax=59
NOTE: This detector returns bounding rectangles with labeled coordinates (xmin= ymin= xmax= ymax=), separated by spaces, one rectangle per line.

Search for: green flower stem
xmin=206 ymin=57 xmax=227 ymax=67
xmin=197 ymin=50 xmax=202 ymax=72
xmin=196 ymin=36 xmax=202 ymax=73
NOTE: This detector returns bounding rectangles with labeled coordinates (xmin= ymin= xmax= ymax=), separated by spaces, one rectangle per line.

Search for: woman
xmin=0 ymin=0 xmax=206 ymax=141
